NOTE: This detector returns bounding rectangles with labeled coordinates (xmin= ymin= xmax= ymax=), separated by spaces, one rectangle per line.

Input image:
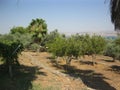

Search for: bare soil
xmin=19 ymin=51 xmax=120 ymax=90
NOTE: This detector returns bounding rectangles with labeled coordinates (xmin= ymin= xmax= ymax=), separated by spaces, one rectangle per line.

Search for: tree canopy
xmin=28 ymin=18 xmax=48 ymax=43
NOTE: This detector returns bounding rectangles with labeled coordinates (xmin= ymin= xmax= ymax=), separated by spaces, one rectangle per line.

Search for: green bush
xmin=104 ymin=39 xmax=120 ymax=61
xmin=29 ymin=43 xmax=40 ymax=51
xmin=0 ymin=33 xmax=33 ymax=50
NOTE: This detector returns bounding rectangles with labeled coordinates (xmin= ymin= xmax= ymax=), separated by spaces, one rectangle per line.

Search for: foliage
xmin=46 ymin=33 xmax=106 ymax=65
xmin=0 ymin=40 xmax=23 ymax=65
xmin=40 ymin=29 xmax=60 ymax=46
xmin=28 ymin=18 xmax=48 ymax=44
xmin=29 ymin=43 xmax=40 ymax=51
xmin=0 ymin=39 xmax=23 ymax=77
xmin=0 ymin=33 xmax=33 ymax=49
xmin=46 ymin=35 xmax=66 ymax=57
xmin=104 ymin=37 xmax=120 ymax=61
xmin=110 ymin=0 xmax=120 ymax=30
xmin=0 ymin=18 xmax=49 ymax=52
xmin=0 ymin=32 xmax=24 ymax=77
xmin=81 ymin=34 xmax=92 ymax=56
xmin=90 ymin=35 xmax=106 ymax=55
xmin=12 ymin=33 xmax=33 ymax=49
xmin=31 ymin=83 xmax=60 ymax=90
xmin=10 ymin=26 xmax=28 ymax=34
xmin=114 ymin=36 xmax=120 ymax=45
xmin=65 ymin=36 xmax=82 ymax=58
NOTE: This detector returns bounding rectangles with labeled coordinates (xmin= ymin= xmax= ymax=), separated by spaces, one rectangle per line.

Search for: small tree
xmin=47 ymin=35 xmax=66 ymax=57
xmin=105 ymin=37 xmax=120 ymax=61
xmin=81 ymin=34 xmax=92 ymax=56
xmin=46 ymin=34 xmax=82 ymax=66
xmin=89 ymin=35 xmax=106 ymax=65
xmin=65 ymin=36 xmax=82 ymax=65
xmin=0 ymin=40 xmax=23 ymax=78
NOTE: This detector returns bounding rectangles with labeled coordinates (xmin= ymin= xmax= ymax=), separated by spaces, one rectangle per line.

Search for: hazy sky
xmin=0 ymin=0 xmax=114 ymax=34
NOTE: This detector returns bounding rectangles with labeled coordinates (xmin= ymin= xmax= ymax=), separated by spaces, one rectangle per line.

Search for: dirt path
xmin=19 ymin=52 xmax=92 ymax=90
xmin=19 ymin=51 xmax=120 ymax=90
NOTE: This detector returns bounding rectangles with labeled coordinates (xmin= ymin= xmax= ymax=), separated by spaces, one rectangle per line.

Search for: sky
xmin=0 ymin=0 xmax=115 ymax=34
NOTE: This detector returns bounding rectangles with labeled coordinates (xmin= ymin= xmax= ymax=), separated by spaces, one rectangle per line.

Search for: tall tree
xmin=28 ymin=18 xmax=48 ymax=44
xmin=110 ymin=0 xmax=120 ymax=31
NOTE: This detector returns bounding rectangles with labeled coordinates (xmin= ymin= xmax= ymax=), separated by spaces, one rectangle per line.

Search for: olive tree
xmin=90 ymin=35 xmax=106 ymax=65
xmin=46 ymin=33 xmax=82 ymax=66
xmin=105 ymin=37 xmax=120 ymax=61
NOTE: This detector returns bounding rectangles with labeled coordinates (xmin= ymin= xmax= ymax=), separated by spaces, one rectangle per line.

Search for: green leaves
xmin=65 ymin=37 xmax=82 ymax=57
xmin=0 ymin=39 xmax=23 ymax=65
xmin=91 ymin=35 xmax=106 ymax=54
xmin=105 ymin=37 xmax=120 ymax=60
xmin=114 ymin=36 xmax=120 ymax=45
xmin=10 ymin=26 xmax=28 ymax=34
xmin=46 ymin=33 xmax=106 ymax=60
xmin=28 ymin=18 xmax=48 ymax=44
xmin=46 ymin=35 xmax=66 ymax=57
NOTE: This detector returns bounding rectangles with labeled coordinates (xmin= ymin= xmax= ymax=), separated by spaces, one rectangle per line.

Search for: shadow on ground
xmin=79 ymin=60 xmax=97 ymax=65
xmin=103 ymin=59 xmax=114 ymax=63
xmin=52 ymin=63 xmax=116 ymax=90
xmin=108 ymin=65 xmax=120 ymax=74
xmin=0 ymin=64 xmax=46 ymax=90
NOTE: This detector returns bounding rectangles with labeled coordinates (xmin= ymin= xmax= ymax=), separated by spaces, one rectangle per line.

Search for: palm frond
xmin=110 ymin=0 xmax=120 ymax=30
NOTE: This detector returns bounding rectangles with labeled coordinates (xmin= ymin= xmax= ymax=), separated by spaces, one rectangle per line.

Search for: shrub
xmin=104 ymin=37 xmax=120 ymax=61
xmin=29 ymin=43 xmax=40 ymax=51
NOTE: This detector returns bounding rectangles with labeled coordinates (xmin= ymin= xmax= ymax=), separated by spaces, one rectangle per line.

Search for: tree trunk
xmin=66 ymin=57 xmax=72 ymax=66
xmin=9 ymin=65 xmax=13 ymax=78
xmin=112 ymin=57 xmax=116 ymax=62
xmin=15 ymin=59 xmax=20 ymax=66
xmin=92 ymin=54 xmax=96 ymax=66
xmin=65 ymin=57 xmax=72 ymax=72
xmin=56 ymin=56 xmax=59 ymax=65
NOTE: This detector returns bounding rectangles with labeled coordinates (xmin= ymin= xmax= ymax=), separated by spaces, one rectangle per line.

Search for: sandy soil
xmin=19 ymin=51 xmax=120 ymax=90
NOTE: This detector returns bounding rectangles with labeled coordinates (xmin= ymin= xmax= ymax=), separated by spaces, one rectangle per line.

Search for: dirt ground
xmin=19 ymin=51 xmax=120 ymax=90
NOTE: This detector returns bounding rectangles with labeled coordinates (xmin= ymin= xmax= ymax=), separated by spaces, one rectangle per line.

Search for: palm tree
xmin=110 ymin=0 xmax=120 ymax=31
xmin=28 ymin=18 xmax=47 ymax=43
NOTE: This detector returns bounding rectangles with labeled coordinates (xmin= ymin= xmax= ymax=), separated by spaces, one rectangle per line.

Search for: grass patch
xmin=31 ymin=83 xmax=60 ymax=90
